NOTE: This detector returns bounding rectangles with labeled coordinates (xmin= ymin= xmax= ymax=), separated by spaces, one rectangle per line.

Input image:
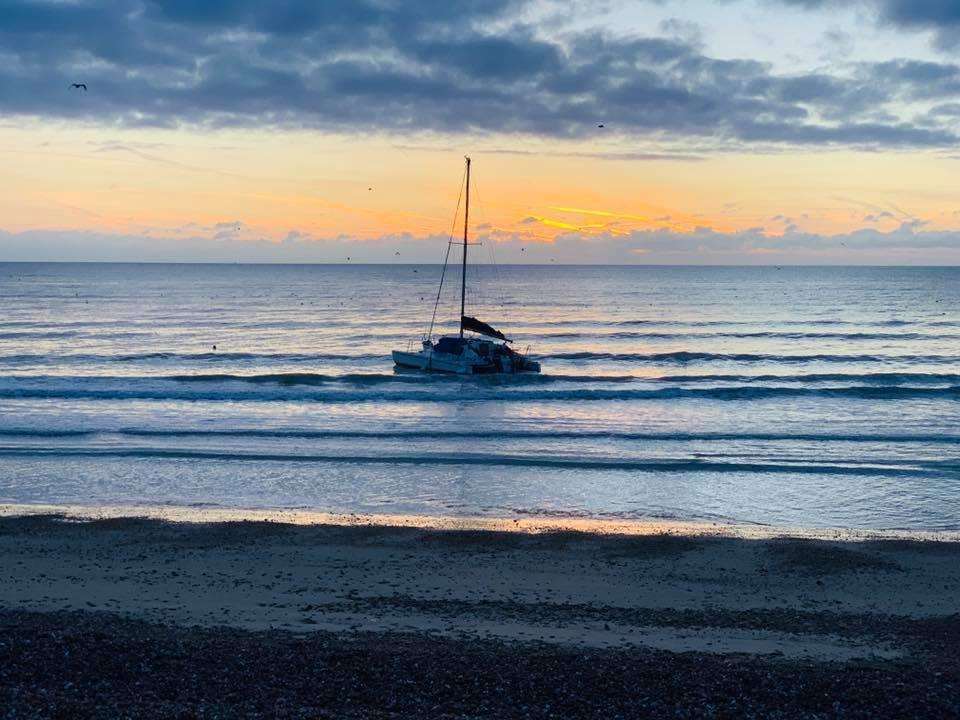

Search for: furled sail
xmin=461 ymin=315 xmax=510 ymax=342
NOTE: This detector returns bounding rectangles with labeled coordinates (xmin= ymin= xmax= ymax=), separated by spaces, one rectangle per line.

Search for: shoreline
xmin=3 ymin=501 xmax=960 ymax=542
xmin=2 ymin=510 xmax=959 ymax=716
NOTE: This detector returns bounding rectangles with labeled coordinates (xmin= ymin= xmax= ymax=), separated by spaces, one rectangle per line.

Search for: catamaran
xmin=392 ymin=157 xmax=541 ymax=375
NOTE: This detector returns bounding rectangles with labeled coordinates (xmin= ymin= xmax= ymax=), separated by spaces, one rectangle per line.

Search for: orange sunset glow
xmin=4 ymin=126 xmax=958 ymax=256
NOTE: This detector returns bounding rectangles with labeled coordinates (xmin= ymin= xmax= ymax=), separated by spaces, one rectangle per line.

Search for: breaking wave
xmin=0 ymin=374 xmax=958 ymax=402
xmin=0 ymin=446 xmax=952 ymax=478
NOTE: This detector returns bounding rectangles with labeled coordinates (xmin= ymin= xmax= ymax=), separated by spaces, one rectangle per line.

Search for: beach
xmin=2 ymin=509 xmax=958 ymax=717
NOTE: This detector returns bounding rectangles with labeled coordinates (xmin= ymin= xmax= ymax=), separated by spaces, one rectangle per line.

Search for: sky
xmin=1 ymin=0 xmax=960 ymax=264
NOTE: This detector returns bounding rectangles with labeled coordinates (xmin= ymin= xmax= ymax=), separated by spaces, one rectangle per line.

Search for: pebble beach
xmin=2 ymin=512 xmax=958 ymax=718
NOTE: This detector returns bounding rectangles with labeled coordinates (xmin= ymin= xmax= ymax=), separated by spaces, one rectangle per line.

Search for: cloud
xmin=392 ymin=145 xmax=705 ymax=161
xmin=865 ymin=0 xmax=960 ymax=50
xmin=817 ymin=28 xmax=855 ymax=62
xmin=1 ymin=0 xmax=959 ymax=148
xmin=775 ymin=0 xmax=960 ymax=51
xmin=928 ymin=102 xmax=960 ymax=117
xmin=2 ymin=223 xmax=958 ymax=265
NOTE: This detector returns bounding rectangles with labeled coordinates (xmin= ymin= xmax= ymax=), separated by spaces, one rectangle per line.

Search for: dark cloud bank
xmin=1 ymin=0 xmax=960 ymax=148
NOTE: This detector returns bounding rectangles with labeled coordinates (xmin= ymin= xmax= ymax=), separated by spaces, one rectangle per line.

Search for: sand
xmin=1 ymin=507 xmax=958 ymax=663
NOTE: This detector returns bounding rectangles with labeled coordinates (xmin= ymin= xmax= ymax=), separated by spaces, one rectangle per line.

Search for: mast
xmin=459 ymin=156 xmax=471 ymax=337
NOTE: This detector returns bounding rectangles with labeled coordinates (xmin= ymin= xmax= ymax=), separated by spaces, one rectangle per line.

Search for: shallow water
xmin=1 ymin=262 xmax=959 ymax=530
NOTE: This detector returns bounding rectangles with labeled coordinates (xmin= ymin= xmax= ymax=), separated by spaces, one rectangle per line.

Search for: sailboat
xmin=392 ymin=157 xmax=541 ymax=375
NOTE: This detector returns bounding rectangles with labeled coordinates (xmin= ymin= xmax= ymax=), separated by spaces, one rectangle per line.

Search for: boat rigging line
xmin=426 ymin=161 xmax=467 ymax=342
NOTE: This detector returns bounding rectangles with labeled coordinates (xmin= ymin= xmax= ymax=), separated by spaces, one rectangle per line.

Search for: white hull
xmin=391 ymin=349 xmax=478 ymax=374
xmin=393 ymin=338 xmax=540 ymax=375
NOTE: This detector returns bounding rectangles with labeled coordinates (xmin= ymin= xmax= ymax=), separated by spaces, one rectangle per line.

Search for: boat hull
xmin=392 ymin=348 xmax=539 ymax=375
xmin=392 ymin=350 xmax=492 ymax=375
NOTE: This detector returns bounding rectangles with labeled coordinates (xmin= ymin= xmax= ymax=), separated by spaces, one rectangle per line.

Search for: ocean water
xmin=1 ymin=262 xmax=959 ymax=531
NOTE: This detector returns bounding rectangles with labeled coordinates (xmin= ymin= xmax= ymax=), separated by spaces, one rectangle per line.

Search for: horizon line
xmin=1 ymin=261 xmax=959 ymax=269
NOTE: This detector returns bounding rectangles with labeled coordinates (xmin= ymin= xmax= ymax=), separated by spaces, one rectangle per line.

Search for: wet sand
xmin=1 ymin=509 xmax=959 ymax=717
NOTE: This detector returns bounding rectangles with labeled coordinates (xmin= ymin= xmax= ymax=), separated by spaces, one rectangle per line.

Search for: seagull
xmin=70 ymin=83 xmax=87 ymax=91
xmin=597 ymin=123 xmax=604 ymax=128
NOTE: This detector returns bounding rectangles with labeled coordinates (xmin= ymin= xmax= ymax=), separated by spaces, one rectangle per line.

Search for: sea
xmin=1 ymin=262 xmax=959 ymax=531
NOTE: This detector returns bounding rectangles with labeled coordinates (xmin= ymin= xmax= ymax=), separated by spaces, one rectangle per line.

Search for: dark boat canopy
xmin=435 ymin=336 xmax=465 ymax=355
xmin=461 ymin=315 xmax=510 ymax=342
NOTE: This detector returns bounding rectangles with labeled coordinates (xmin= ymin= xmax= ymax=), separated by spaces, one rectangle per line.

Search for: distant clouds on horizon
xmin=4 ymin=223 xmax=959 ymax=265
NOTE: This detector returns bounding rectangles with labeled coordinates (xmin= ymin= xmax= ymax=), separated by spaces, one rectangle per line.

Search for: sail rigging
xmin=460 ymin=156 xmax=471 ymax=337
xmin=393 ymin=156 xmax=540 ymax=374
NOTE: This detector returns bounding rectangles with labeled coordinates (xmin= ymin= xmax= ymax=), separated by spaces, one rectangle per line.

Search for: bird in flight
xmin=597 ymin=123 xmax=604 ymax=128
xmin=70 ymin=83 xmax=87 ymax=91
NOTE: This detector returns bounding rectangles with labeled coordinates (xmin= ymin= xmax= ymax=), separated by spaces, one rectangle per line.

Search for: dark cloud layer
xmin=1 ymin=0 xmax=960 ymax=147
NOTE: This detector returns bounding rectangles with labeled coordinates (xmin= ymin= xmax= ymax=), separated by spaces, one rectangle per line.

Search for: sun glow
xmin=2 ymin=124 xmax=959 ymax=260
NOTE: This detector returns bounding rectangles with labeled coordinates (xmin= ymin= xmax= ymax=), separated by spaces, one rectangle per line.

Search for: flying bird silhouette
xmin=70 ymin=83 xmax=87 ymax=91
xmin=597 ymin=123 xmax=604 ymax=128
